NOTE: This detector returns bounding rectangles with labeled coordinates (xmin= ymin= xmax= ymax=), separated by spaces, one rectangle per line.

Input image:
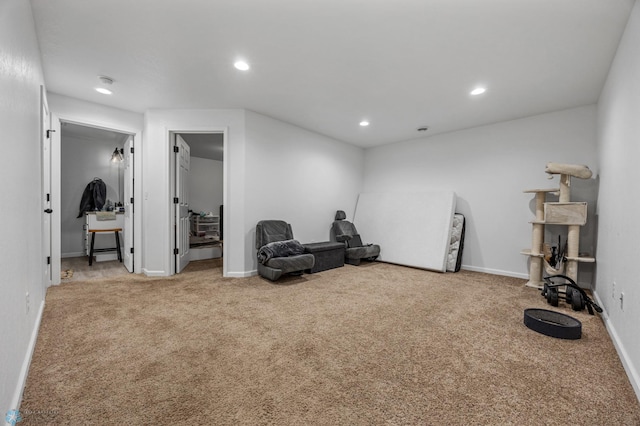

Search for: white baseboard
xmin=143 ymin=267 xmax=253 ymax=278
xmin=461 ymin=265 xmax=528 ymax=279
xmin=226 ymin=269 xmax=257 ymax=278
xmin=592 ymin=291 xmax=640 ymax=403
xmin=10 ymin=299 xmax=45 ymax=413
xmin=142 ymin=268 xmax=167 ymax=277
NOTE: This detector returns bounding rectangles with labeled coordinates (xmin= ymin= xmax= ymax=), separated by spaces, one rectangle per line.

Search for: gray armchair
xmin=256 ymin=220 xmax=315 ymax=281
xmin=331 ymin=210 xmax=380 ymax=265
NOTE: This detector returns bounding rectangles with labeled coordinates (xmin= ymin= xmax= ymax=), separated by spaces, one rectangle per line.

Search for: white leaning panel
xmin=353 ymin=191 xmax=456 ymax=272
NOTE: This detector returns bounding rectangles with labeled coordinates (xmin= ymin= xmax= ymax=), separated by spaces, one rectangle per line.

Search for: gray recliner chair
xmin=256 ymin=220 xmax=315 ymax=281
xmin=331 ymin=210 xmax=380 ymax=265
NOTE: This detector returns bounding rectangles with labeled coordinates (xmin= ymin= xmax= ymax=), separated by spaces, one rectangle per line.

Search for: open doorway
xmin=59 ymin=122 xmax=134 ymax=281
xmin=170 ymin=132 xmax=224 ymax=275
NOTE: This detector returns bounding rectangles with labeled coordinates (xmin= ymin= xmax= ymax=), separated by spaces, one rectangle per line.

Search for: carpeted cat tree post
xmin=522 ymin=163 xmax=594 ymax=288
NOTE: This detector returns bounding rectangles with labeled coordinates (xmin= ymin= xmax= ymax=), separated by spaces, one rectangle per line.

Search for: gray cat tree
xmin=521 ymin=163 xmax=594 ymax=288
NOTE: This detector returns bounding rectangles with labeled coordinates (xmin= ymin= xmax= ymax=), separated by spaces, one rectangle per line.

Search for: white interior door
xmin=123 ymin=136 xmax=134 ymax=272
xmin=40 ymin=86 xmax=52 ymax=289
xmin=175 ymin=135 xmax=191 ymax=273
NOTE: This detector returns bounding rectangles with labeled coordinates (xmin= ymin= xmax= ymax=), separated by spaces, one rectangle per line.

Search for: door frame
xmin=168 ymin=128 xmax=227 ymax=276
xmin=50 ymin=115 xmax=142 ymax=284
xmin=123 ymin=135 xmax=135 ymax=272
xmin=40 ymin=86 xmax=52 ymax=291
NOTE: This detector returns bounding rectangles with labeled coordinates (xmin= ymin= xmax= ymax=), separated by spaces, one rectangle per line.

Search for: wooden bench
xmin=88 ymin=228 xmax=122 ymax=266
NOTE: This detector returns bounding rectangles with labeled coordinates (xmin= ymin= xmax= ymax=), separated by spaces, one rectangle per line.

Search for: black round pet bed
xmin=524 ymin=308 xmax=582 ymax=340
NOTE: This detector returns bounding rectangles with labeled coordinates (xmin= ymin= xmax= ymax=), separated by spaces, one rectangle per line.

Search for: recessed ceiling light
xmin=470 ymin=87 xmax=486 ymax=96
xmin=95 ymin=87 xmax=112 ymax=95
xmin=359 ymin=120 xmax=370 ymax=127
xmin=234 ymin=60 xmax=250 ymax=71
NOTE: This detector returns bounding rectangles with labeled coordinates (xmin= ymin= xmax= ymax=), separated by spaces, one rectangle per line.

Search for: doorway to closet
xmin=171 ymin=132 xmax=224 ymax=275
xmin=59 ymin=122 xmax=134 ymax=281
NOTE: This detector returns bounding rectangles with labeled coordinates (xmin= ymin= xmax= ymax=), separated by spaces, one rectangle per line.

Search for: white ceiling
xmin=30 ymin=0 xmax=634 ymax=148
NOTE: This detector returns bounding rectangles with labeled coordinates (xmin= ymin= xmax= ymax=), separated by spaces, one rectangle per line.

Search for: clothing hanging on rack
xmin=77 ymin=177 xmax=107 ymax=217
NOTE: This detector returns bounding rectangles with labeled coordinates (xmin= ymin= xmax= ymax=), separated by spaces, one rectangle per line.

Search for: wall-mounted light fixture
xmin=96 ymin=75 xmax=114 ymax=95
xmin=111 ymin=147 xmax=124 ymax=163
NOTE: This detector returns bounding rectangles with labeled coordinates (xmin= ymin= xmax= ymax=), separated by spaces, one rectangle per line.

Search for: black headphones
xmin=542 ymin=274 xmax=603 ymax=315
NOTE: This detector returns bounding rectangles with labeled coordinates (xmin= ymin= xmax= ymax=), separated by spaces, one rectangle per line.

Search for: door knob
xmin=44 ymin=208 xmax=53 ymax=214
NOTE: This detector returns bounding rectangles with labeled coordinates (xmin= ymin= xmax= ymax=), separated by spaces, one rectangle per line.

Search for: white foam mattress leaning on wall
xmin=353 ymin=191 xmax=457 ymax=272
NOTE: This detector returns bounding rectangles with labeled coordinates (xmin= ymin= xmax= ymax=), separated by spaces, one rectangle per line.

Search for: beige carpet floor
xmin=21 ymin=259 xmax=640 ymax=425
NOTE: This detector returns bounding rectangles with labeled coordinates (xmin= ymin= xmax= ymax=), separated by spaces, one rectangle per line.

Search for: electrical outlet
xmin=620 ymin=292 xmax=624 ymax=311
xmin=25 ymin=291 xmax=30 ymax=314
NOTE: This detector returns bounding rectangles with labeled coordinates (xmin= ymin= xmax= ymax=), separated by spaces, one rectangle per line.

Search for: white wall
xmin=595 ymin=0 xmax=640 ymax=400
xmin=143 ymin=109 xmax=245 ymax=277
xmin=188 ymin=156 xmax=224 ymax=260
xmin=143 ymin=109 xmax=363 ymax=277
xmin=60 ymin=135 xmax=123 ymax=256
xmin=363 ymin=105 xmax=599 ymax=282
xmin=0 ymin=0 xmax=47 ymax=415
xmin=189 ymin=156 xmax=223 ymax=215
xmin=244 ymin=110 xmax=364 ymax=273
